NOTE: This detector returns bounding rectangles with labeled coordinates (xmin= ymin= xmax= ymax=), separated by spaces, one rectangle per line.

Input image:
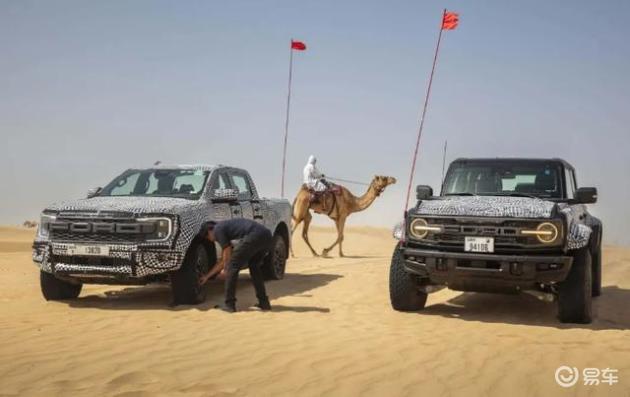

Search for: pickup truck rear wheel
xmin=40 ymin=271 xmax=82 ymax=300
xmin=263 ymin=235 xmax=287 ymax=280
xmin=558 ymin=247 xmax=592 ymax=324
xmin=389 ymin=248 xmax=427 ymax=311
xmin=171 ymin=242 xmax=212 ymax=305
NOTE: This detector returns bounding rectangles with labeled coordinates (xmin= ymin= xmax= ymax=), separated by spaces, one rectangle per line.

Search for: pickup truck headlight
xmin=137 ymin=217 xmax=173 ymax=241
xmin=520 ymin=221 xmax=561 ymax=244
xmin=36 ymin=213 xmax=56 ymax=239
xmin=409 ymin=218 xmax=442 ymax=240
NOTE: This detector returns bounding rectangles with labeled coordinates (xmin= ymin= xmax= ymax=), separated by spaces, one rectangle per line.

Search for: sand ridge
xmin=0 ymin=226 xmax=629 ymax=396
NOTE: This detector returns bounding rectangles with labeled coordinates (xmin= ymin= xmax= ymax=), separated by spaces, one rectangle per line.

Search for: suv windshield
xmin=442 ymin=161 xmax=563 ymax=199
xmin=99 ymin=169 xmax=210 ymax=199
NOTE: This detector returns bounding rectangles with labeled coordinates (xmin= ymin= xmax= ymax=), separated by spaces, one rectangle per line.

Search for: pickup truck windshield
xmin=99 ymin=169 xmax=210 ymax=199
xmin=442 ymin=161 xmax=563 ymax=199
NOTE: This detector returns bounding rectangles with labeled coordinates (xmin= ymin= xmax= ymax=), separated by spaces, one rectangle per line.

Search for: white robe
xmin=303 ymin=155 xmax=327 ymax=191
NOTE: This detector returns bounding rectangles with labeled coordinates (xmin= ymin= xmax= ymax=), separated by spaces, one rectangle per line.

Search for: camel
xmin=291 ymin=175 xmax=397 ymax=257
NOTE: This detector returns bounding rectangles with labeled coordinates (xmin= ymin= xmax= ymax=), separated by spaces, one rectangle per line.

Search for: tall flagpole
xmin=281 ymin=41 xmax=294 ymax=198
xmin=441 ymin=139 xmax=448 ymax=190
xmin=404 ymin=8 xmax=448 ymax=211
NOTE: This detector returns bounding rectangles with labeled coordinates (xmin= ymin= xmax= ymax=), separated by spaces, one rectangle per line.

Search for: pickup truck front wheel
xmin=389 ymin=248 xmax=428 ymax=311
xmin=40 ymin=271 xmax=82 ymax=300
xmin=171 ymin=242 xmax=213 ymax=305
xmin=558 ymin=247 xmax=592 ymax=324
xmin=263 ymin=235 xmax=287 ymax=280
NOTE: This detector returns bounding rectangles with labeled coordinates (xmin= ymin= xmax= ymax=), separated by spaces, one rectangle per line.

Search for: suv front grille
xmin=411 ymin=217 xmax=556 ymax=252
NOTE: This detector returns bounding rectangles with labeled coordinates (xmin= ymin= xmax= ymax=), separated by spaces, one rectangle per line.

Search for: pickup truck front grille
xmin=50 ymin=229 xmax=148 ymax=244
xmin=49 ymin=216 xmax=156 ymax=244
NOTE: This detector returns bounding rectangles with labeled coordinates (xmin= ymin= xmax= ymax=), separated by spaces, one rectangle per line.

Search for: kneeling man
xmin=200 ymin=219 xmax=272 ymax=313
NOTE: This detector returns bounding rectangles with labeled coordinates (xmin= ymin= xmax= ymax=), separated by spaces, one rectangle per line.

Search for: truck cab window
xmin=230 ymin=174 xmax=252 ymax=200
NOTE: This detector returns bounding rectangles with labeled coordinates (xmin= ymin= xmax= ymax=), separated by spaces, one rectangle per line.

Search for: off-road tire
xmin=171 ymin=241 xmax=214 ymax=305
xmin=263 ymin=235 xmax=287 ymax=280
xmin=591 ymin=234 xmax=602 ymax=297
xmin=40 ymin=271 xmax=82 ymax=300
xmin=389 ymin=248 xmax=428 ymax=311
xmin=558 ymin=247 xmax=593 ymax=324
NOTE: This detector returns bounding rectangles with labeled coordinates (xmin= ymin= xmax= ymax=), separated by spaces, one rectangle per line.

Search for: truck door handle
xmin=254 ymin=215 xmax=263 ymax=220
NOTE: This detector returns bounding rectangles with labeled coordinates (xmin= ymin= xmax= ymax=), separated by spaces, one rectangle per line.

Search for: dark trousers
xmin=224 ymin=230 xmax=272 ymax=306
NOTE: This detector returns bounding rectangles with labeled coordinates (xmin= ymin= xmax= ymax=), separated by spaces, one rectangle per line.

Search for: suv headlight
xmin=520 ymin=221 xmax=562 ymax=244
xmin=137 ymin=217 xmax=173 ymax=241
xmin=409 ymin=218 xmax=442 ymax=240
xmin=36 ymin=213 xmax=56 ymax=239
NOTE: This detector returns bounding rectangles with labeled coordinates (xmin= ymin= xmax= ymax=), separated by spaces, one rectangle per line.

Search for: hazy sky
xmin=1 ymin=0 xmax=629 ymax=245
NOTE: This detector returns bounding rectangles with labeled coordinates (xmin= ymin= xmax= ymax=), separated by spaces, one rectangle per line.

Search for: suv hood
xmin=46 ymin=196 xmax=198 ymax=215
xmin=414 ymin=196 xmax=555 ymax=219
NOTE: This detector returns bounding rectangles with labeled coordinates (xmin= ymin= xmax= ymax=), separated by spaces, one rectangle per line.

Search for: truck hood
xmin=414 ymin=196 xmax=555 ymax=219
xmin=45 ymin=196 xmax=198 ymax=215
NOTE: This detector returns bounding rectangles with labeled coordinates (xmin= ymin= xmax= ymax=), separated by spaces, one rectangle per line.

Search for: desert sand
xmin=0 ymin=225 xmax=628 ymax=397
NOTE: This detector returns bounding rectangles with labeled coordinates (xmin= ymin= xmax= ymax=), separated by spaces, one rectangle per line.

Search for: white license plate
xmin=464 ymin=237 xmax=494 ymax=253
xmin=67 ymin=245 xmax=110 ymax=256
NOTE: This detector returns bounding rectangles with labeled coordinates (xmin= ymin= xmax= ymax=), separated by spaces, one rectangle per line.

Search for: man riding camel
xmin=303 ymin=155 xmax=330 ymax=193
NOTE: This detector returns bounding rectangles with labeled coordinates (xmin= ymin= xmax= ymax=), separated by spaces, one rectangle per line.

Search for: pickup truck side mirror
xmin=87 ymin=187 xmax=102 ymax=198
xmin=575 ymin=187 xmax=597 ymax=204
xmin=416 ymin=185 xmax=433 ymax=201
xmin=212 ymin=188 xmax=239 ymax=203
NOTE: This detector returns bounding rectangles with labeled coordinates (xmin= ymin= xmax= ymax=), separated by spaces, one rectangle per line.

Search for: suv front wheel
xmin=389 ymin=248 xmax=428 ymax=311
xmin=558 ymin=247 xmax=592 ymax=324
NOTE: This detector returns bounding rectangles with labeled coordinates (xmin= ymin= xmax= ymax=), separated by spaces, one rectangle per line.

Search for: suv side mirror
xmin=416 ymin=185 xmax=433 ymax=201
xmin=87 ymin=187 xmax=102 ymax=198
xmin=212 ymin=188 xmax=239 ymax=202
xmin=575 ymin=187 xmax=597 ymax=204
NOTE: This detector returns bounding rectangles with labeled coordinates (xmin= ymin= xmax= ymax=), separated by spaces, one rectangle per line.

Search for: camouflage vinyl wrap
xmin=33 ymin=165 xmax=292 ymax=278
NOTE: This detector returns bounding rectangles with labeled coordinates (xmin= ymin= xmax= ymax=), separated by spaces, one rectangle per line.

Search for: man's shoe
xmin=214 ymin=303 xmax=237 ymax=313
xmin=254 ymin=299 xmax=272 ymax=311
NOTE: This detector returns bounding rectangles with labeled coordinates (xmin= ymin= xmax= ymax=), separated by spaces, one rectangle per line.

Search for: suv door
xmin=227 ymin=171 xmax=254 ymax=220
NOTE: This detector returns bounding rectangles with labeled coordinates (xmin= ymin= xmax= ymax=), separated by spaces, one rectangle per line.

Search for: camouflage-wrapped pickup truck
xmin=33 ymin=164 xmax=291 ymax=305
xmin=391 ymin=158 xmax=602 ymax=323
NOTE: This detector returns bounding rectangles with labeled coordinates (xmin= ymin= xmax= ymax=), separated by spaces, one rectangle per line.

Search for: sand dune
xmin=0 ymin=226 xmax=629 ymax=396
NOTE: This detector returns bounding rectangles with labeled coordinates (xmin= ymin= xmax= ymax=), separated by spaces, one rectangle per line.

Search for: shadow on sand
xmin=420 ymin=285 xmax=630 ymax=330
xmin=68 ymin=273 xmax=341 ymax=313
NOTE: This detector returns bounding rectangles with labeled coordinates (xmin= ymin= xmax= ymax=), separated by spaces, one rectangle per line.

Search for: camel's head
xmin=371 ymin=175 xmax=397 ymax=197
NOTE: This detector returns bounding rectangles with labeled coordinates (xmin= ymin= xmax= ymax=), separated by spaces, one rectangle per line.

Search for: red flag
xmin=291 ymin=40 xmax=307 ymax=51
xmin=442 ymin=11 xmax=459 ymax=30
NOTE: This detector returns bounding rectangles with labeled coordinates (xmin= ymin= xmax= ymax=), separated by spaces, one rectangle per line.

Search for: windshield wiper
xmin=496 ymin=192 xmax=542 ymax=199
xmin=444 ymin=193 xmax=477 ymax=196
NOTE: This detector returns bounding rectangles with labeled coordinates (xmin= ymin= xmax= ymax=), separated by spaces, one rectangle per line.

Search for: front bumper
xmin=402 ymin=247 xmax=573 ymax=293
xmin=33 ymin=241 xmax=184 ymax=280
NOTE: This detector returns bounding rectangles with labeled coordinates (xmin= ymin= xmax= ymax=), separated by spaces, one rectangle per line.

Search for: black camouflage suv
xmin=390 ymin=158 xmax=602 ymax=324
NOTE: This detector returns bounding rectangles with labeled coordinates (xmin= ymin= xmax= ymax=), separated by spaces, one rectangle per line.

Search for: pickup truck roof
xmin=151 ymin=164 xmax=219 ymax=172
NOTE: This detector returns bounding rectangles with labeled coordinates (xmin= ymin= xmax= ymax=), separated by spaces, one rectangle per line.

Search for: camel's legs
xmin=301 ymin=211 xmax=320 ymax=257
xmin=322 ymin=216 xmax=346 ymax=257
xmin=289 ymin=217 xmax=301 ymax=258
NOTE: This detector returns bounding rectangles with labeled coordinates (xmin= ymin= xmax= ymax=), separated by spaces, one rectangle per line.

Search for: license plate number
xmin=465 ymin=237 xmax=494 ymax=253
xmin=67 ymin=245 xmax=110 ymax=256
